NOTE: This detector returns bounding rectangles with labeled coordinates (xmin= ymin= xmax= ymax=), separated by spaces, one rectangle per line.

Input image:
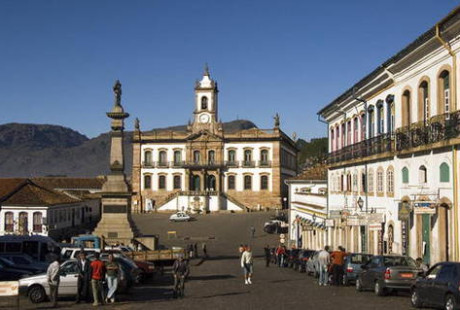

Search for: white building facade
xmin=318 ymin=8 xmax=460 ymax=265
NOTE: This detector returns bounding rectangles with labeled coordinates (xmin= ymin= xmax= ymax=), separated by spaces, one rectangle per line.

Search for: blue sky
xmin=1 ymin=0 xmax=459 ymax=140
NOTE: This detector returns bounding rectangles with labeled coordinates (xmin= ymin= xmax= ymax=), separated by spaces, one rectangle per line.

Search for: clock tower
xmin=191 ymin=65 xmax=221 ymax=134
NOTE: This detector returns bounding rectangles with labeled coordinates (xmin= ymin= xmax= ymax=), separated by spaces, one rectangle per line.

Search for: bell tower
xmin=191 ymin=64 xmax=220 ymax=133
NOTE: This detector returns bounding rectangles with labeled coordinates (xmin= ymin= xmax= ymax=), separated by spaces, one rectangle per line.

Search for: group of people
xmin=46 ymin=251 xmax=119 ymax=308
xmin=239 ymin=244 xmax=254 ymax=285
xmin=316 ymin=245 xmax=349 ymax=286
xmin=186 ymin=242 xmax=207 ymax=259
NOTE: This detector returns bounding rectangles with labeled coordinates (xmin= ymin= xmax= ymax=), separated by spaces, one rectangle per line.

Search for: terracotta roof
xmin=0 ymin=178 xmax=27 ymax=200
xmin=289 ymin=165 xmax=327 ymax=181
xmin=0 ymin=179 xmax=80 ymax=206
xmin=32 ymin=177 xmax=105 ymax=190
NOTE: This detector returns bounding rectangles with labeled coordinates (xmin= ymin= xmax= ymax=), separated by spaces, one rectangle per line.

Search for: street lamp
xmin=357 ymin=197 xmax=364 ymax=211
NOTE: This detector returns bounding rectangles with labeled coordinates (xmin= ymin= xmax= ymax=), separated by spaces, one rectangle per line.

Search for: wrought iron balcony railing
xmin=241 ymin=160 xmax=256 ymax=168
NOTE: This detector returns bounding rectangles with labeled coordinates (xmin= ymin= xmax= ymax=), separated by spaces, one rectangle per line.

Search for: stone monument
xmin=93 ymin=80 xmax=137 ymax=244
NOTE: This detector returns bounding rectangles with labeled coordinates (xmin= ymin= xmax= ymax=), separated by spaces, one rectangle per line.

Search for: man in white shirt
xmin=240 ymin=246 xmax=253 ymax=285
xmin=317 ymin=246 xmax=331 ymax=286
xmin=46 ymin=254 xmax=60 ymax=308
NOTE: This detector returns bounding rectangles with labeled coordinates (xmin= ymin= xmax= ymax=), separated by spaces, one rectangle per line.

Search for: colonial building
xmin=132 ymin=67 xmax=298 ymax=213
xmin=318 ymin=6 xmax=460 ymax=265
xmin=287 ymin=166 xmax=327 ymax=250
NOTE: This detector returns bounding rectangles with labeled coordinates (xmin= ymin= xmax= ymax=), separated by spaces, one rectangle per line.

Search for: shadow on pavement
xmin=188 ymin=274 xmax=235 ymax=281
xmin=197 ymin=291 xmax=249 ymax=299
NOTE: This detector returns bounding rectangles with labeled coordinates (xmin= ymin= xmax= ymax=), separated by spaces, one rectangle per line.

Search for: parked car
xmin=263 ymin=220 xmax=288 ymax=234
xmin=0 ymin=254 xmax=49 ymax=273
xmin=356 ymin=255 xmax=419 ymax=296
xmin=0 ymin=262 xmax=31 ymax=281
xmin=342 ymin=253 xmax=373 ymax=285
xmin=294 ymin=250 xmax=315 ymax=272
xmin=169 ymin=212 xmax=192 ymax=222
xmin=104 ymin=250 xmax=155 ymax=281
xmin=19 ymin=258 xmax=131 ymax=304
xmin=411 ymin=262 xmax=460 ymax=309
xmin=306 ymin=251 xmax=320 ymax=277
xmin=94 ymin=253 xmax=142 ymax=285
xmin=0 ymin=256 xmax=44 ymax=274
xmin=61 ymin=247 xmax=100 ymax=260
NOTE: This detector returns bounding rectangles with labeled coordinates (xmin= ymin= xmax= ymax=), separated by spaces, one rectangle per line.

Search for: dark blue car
xmin=342 ymin=253 xmax=373 ymax=285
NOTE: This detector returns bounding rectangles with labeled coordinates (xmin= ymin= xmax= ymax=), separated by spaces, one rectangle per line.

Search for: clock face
xmin=199 ymin=114 xmax=210 ymax=123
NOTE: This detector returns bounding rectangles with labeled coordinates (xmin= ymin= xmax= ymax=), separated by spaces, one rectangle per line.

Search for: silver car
xmin=19 ymin=258 xmax=129 ymax=303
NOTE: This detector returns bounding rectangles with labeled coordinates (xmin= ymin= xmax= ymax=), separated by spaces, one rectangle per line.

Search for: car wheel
xmin=374 ymin=281 xmax=386 ymax=296
xmin=410 ymin=289 xmax=422 ymax=308
xmin=445 ymin=294 xmax=456 ymax=310
xmin=355 ymin=278 xmax=363 ymax=292
xmin=29 ymin=285 xmax=46 ymax=303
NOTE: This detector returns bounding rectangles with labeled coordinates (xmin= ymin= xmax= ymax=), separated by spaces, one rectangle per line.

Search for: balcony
xmin=171 ymin=161 xmax=184 ymax=168
xmin=142 ymin=161 xmax=154 ymax=168
xmin=156 ymin=161 xmax=169 ymax=168
xmin=258 ymin=160 xmax=272 ymax=168
xmin=396 ymin=111 xmax=460 ymax=151
xmin=241 ymin=160 xmax=256 ymax=168
xmin=225 ymin=161 xmax=239 ymax=168
xmin=182 ymin=161 xmax=226 ymax=169
xmin=327 ymin=133 xmax=393 ymax=165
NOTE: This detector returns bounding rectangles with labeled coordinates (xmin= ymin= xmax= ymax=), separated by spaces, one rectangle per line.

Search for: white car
xmin=169 ymin=212 xmax=192 ymax=222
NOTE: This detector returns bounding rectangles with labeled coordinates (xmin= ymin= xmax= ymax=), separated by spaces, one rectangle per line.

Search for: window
xmin=419 ymin=166 xmax=427 ymax=184
xmin=402 ymin=90 xmax=411 ymax=127
xmin=244 ymin=175 xmax=252 ymax=190
xmin=440 ymin=163 xmax=450 ymax=183
xmin=159 ymin=151 xmax=167 ymax=166
xmin=261 ymin=175 xmax=268 ymax=190
xmin=208 ymin=150 xmax=215 ymax=164
xmin=33 ymin=212 xmax=42 ymax=233
xmin=347 ymin=120 xmax=351 ymax=146
xmin=4 ymin=212 xmax=13 ymax=232
xmin=360 ymin=114 xmax=365 ymax=141
xmin=419 ymin=81 xmax=430 ymax=123
xmin=228 ymin=175 xmax=236 ymax=190
xmin=228 ymin=150 xmax=236 ymax=163
xmin=361 ymin=172 xmax=367 ymax=192
xmin=201 ymin=96 xmax=208 ymax=110
xmin=390 ymin=103 xmax=395 ymax=133
xmin=173 ymin=175 xmax=181 ymax=189
xmin=260 ymin=149 xmax=269 ymax=163
xmin=144 ymin=175 xmax=151 ymax=189
xmin=368 ymin=169 xmax=374 ymax=193
xmin=159 ymin=175 xmax=166 ymax=190
xmin=440 ymin=71 xmax=450 ymax=115
xmin=244 ymin=150 xmax=252 ymax=166
xmin=377 ymin=169 xmax=384 ymax=193
xmin=174 ymin=151 xmax=182 ymax=165
xmin=387 ymin=168 xmax=394 ymax=194
xmin=193 ymin=150 xmax=201 ymax=164
xmin=353 ymin=117 xmax=358 ymax=143
xmin=341 ymin=123 xmax=345 ymax=148
xmin=352 ymin=173 xmax=358 ymax=192
xmin=340 ymin=174 xmax=344 ymax=192
xmin=377 ymin=101 xmax=384 ymax=134
xmin=368 ymin=107 xmax=375 ymax=138
xmin=331 ymin=129 xmax=335 ymax=151
xmin=402 ymin=167 xmax=409 ymax=184
xmin=144 ymin=150 xmax=152 ymax=166
xmin=18 ymin=212 xmax=28 ymax=234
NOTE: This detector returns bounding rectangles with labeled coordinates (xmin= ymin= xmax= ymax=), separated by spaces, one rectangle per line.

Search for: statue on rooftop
xmin=113 ymin=80 xmax=122 ymax=106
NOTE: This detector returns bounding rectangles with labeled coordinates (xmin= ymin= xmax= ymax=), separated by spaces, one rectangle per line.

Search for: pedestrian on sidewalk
xmin=202 ymin=243 xmax=207 ymax=258
xmin=76 ymin=251 xmax=91 ymax=304
xmin=317 ymin=246 xmax=330 ymax=286
xmin=241 ymin=246 xmax=253 ymax=285
xmin=47 ymin=254 xmax=60 ymax=308
xmin=276 ymin=245 xmax=286 ymax=267
xmin=90 ymin=252 xmax=106 ymax=306
xmin=105 ymin=253 xmax=119 ymax=304
xmin=250 ymin=226 xmax=256 ymax=238
xmin=194 ymin=243 xmax=198 ymax=258
xmin=330 ymin=246 xmax=347 ymax=286
xmin=264 ymin=245 xmax=271 ymax=267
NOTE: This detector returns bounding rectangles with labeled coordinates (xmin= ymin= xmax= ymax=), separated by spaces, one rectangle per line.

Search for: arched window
xmin=174 ymin=151 xmax=182 ymax=165
xmin=159 ymin=175 xmax=166 ymax=190
xmin=346 ymin=120 xmax=351 ymax=146
xmin=201 ymin=96 xmax=208 ymax=110
xmin=341 ymin=123 xmax=346 ymax=148
xmin=260 ymin=149 xmax=269 ymax=165
xmin=353 ymin=117 xmax=359 ymax=144
xmin=207 ymin=175 xmax=216 ymax=191
xmin=18 ymin=212 xmax=28 ymax=235
xmin=376 ymin=100 xmax=384 ymax=134
xmin=261 ymin=175 xmax=269 ymax=190
xmin=208 ymin=150 xmax=215 ymax=164
xmin=386 ymin=95 xmax=395 ymax=134
xmin=193 ymin=150 xmax=201 ymax=164
xmin=368 ymin=107 xmax=375 ymax=138
xmin=144 ymin=175 xmax=151 ymax=189
xmin=419 ymin=166 xmax=427 ymax=184
xmin=227 ymin=175 xmax=236 ymax=190
xmin=192 ymin=175 xmax=200 ymax=191
xmin=352 ymin=173 xmax=358 ymax=192
xmin=387 ymin=168 xmax=394 ymax=194
xmin=377 ymin=168 xmax=384 ymax=193
xmin=228 ymin=150 xmax=236 ymax=164
xmin=144 ymin=150 xmax=152 ymax=166
xmin=439 ymin=70 xmax=450 ymax=116
xmin=402 ymin=167 xmax=409 ymax=184
xmin=335 ymin=125 xmax=340 ymax=150
xmin=390 ymin=103 xmax=395 ymax=133
xmin=33 ymin=212 xmax=42 ymax=232
xmin=440 ymin=163 xmax=450 ymax=183
xmin=4 ymin=212 xmax=14 ymax=232
xmin=402 ymin=90 xmax=411 ymax=127
xmin=368 ymin=169 xmax=374 ymax=193
xmin=330 ymin=128 xmax=335 ymax=151
xmin=244 ymin=150 xmax=252 ymax=167
xmin=244 ymin=175 xmax=252 ymax=190
xmin=159 ymin=151 xmax=167 ymax=166
xmin=418 ymin=81 xmax=430 ymax=123
xmin=361 ymin=171 xmax=367 ymax=192
xmin=173 ymin=175 xmax=181 ymax=189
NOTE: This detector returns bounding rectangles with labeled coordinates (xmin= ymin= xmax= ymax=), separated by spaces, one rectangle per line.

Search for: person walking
xmin=250 ymin=226 xmax=256 ymax=238
xmin=47 ymin=254 xmax=60 ymax=308
xmin=241 ymin=246 xmax=253 ymax=285
xmin=105 ymin=253 xmax=119 ymax=303
xmin=172 ymin=255 xmax=189 ymax=298
xmin=263 ymin=245 xmax=271 ymax=267
xmin=202 ymin=243 xmax=207 ymax=258
xmin=330 ymin=246 xmax=347 ymax=286
xmin=194 ymin=243 xmax=198 ymax=258
xmin=317 ymin=246 xmax=330 ymax=286
xmin=76 ymin=251 xmax=91 ymax=304
xmin=90 ymin=252 xmax=106 ymax=306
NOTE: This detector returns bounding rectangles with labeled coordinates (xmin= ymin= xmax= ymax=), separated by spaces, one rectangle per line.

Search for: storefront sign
xmin=413 ymin=202 xmax=436 ymax=215
xmin=365 ymin=213 xmax=384 ymax=225
xmin=325 ymin=219 xmax=335 ymax=227
xmin=368 ymin=223 xmax=382 ymax=231
xmin=401 ymin=220 xmax=408 ymax=256
xmin=346 ymin=216 xmax=361 ymax=226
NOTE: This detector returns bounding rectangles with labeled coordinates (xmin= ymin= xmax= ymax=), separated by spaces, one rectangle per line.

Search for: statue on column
xmin=113 ymin=80 xmax=122 ymax=106
xmin=274 ymin=113 xmax=280 ymax=128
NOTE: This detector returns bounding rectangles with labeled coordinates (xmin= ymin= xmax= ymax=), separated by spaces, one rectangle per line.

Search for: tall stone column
xmin=93 ymin=80 xmax=136 ymax=244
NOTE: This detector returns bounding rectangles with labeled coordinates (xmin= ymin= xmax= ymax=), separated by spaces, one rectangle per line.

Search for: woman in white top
xmin=240 ymin=246 xmax=253 ymax=285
